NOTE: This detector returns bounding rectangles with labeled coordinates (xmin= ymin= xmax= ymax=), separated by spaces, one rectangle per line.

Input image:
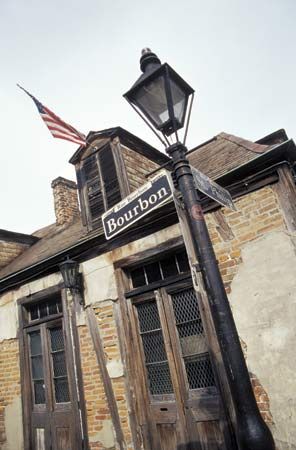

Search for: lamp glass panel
xmin=133 ymin=75 xmax=188 ymax=132
xmin=170 ymin=78 xmax=187 ymax=124
xmin=133 ymin=75 xmax=169 ymax=128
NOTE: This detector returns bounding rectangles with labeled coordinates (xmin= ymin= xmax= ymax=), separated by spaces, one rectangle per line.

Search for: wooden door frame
xmin=18 ymin=283 xmax=88 ymax=450
xmin=113 ymin=237 xmax=193 ymax=450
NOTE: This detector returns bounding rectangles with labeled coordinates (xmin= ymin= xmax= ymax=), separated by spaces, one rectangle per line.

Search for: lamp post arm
xmin=167 ymin=142 xmax=275 ymax=450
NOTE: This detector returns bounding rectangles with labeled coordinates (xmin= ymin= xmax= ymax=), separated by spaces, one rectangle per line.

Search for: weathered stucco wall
xmin=1 ymin=181 xmax=296 ymax=449
xmin=229 ymin=231 xmax=296 ymax=450
xmin=78 ymin=222 xmax=182 ymax=449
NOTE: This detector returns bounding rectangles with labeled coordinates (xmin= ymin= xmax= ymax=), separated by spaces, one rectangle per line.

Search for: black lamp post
xmin=124 ymin=49 xmax=275 ymax=450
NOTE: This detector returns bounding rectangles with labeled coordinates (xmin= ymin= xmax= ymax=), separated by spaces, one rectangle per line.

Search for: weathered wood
xmin=156 ymin=290 xmax=188 ymax=447
xmin=213 ymin=209 xmax=234 ymax=241
xmin=111 ymin=137 xmax=131 ymax=197
xmin=274 ymin=165 xmax=296 ymax=232
xmin=62 ymin=289 xmax=87 ymax=449
xmin=173 ymin=196 xmax=236 ymax=448
xmin=114 ymin=236 xmax=184 ymax=269
xmin=0 ymin=228 xmax=39 ymax=244
xmin=85 ymin=306 xmax=125 ymax=450
xmin=114 ymin=268 xmax=144 ymax=450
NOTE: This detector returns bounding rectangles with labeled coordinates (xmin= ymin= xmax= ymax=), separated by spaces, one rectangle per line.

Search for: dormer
xmin=69 ymin=127 xmax=169 ymax=231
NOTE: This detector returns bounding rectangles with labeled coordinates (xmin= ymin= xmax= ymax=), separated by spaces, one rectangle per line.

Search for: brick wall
xmin=78 ymin=302 xmax=132 ymax=449
xmin=78 ymin=323 xmax=112 ymax=449
xmin=0 ymin=241 xmax=29 ymax=270
xmin=0 ymin=339 xmax=21 ymax=447
xmin=206 ymin=186 xmax=285 ymax=294
xmin=204 ymin=185 xmax=285 ymax=424
xmin=95 ymin=303 xmax=132 ymax=445
xmin=121 ymin=146 xmax=160 ymax=192
xmin=51 ymin=177 xmax=80 ymax=226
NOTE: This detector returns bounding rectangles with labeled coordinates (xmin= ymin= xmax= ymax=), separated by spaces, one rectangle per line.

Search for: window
xmin=127 ymin=250 xmax=215 ymax=397
xmin=79 ymin=145 xmax=121 ymax=228
xmin=130 ymin=249 xmax=190 ymax=288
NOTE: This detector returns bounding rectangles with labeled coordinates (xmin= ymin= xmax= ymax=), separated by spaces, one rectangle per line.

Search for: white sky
xmin=1 ymin=0 xmax=295 ymax=234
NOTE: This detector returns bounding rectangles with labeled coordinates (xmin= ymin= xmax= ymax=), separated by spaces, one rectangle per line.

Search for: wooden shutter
xmin=80 ymin=146 xmax=121 ymax=228
xmin=99 ymin=145 xmax=121 ymax=208
xmin=82 ymin=154 xmax=104 ymax=223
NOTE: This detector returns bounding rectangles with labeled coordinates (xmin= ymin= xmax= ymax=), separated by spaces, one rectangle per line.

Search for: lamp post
xmin=124 ymin=48 xmax=275 ymax=450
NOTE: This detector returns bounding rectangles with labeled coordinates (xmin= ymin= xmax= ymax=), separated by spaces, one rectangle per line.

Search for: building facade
xmin=0 ymin=127 xmax=295 ymax=450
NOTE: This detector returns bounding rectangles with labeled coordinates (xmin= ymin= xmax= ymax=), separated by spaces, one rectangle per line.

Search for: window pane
xmin=29 ymin=305 xmax=39 ymax=321
xmin=34 ymin=380 xmax=45 ymax=404
xmin=142 ymin=331 xmax=167 ymax=363
xmin=172 ymin=288 xmax=202 ymax=324
xmin=160 ymin=256 xmax=178 ymax=279
xmin=27 ymin=297 xmax=62 ymax=323
xmin=147 ymin=363 xmax=174 ymax=395
xmin=136 ymin=301 xmax=173 ymax=396
xmin=130 ymin=267 xmax=146 ymax=288
xmin=145 ymin=262 xmax=162 ymax=284
xmin=54 ymin=378 xmax=70 ymax=403
xmin=50 ymin=327 xmax=64 ymax=352
xmin=30 ymin=331 xmax=42 ymax=356
xmin=48 ymin=301 xmax=58 ymax=315
xmin=39 ymin=302 xmax=48 ymax=318
xmin=184 ymin=354 xmax=215 ymax=389
xmin=136 ymin=301 xmax=161 ymax=332
xmin=52 ymin=352 xmax=67 ymax=377
xmin=176 ymin=251 xmax=190 ymax=273
xmin=171 ymin=288 xmax=215 ymax=389
xmin=31 ymin=356 xmax=44 ymax=379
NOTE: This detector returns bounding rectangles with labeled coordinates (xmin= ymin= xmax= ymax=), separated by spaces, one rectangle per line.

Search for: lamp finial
xmin=140 ymin=48 xmax=161 ymax=73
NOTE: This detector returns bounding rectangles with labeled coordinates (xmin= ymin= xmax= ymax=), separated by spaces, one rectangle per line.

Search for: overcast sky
xmin=1 ymin=0 xmax=295 ymax=234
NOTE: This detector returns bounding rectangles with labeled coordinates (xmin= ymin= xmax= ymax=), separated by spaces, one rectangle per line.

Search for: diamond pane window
xmin=171 ymin=288 xmax=215 ymax=389
xmin=136 ymin=301 xmax=173 ymax=395
xmin=49 ymin=326 xmax=70 ymax=403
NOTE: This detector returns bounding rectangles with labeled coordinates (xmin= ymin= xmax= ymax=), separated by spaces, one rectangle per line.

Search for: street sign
xmin=102 ymin=170 xmax=173 ymax=240
xmin=191 ymin=166 xmax=236 ymax=211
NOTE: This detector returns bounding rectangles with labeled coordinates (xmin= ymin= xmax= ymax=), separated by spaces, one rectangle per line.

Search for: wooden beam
xmin=85 ymin=306 xmax=125 ymax=450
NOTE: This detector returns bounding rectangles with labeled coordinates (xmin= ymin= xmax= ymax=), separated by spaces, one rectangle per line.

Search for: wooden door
xmin=128 ymin=280 xmax=232 ymax=450
xmin=24 ymin=318 xmax=80 ymax=450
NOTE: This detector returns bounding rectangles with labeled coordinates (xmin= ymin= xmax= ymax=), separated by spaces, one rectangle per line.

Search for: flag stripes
xmin=17 ymin=84 xmax=86 ymax=146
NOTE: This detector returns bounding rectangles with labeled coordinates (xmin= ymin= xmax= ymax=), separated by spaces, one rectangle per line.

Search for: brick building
xmin=0 ymin=127 xmax=295 ymax=450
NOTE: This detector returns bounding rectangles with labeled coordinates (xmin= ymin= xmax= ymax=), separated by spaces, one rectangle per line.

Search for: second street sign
xmin=191 ymin=166 xmax=236 ymax=211
xmin=102 ymin=170 xmax=173 ymax=240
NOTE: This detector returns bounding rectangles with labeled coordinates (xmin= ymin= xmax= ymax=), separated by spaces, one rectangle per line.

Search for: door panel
xmin=25 ymin=319 xmax=79 ymax=450
xmin=129 ymin=282 xmax=231 ymax=449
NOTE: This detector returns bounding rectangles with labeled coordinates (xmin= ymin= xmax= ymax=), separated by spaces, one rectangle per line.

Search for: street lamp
xmin=124 ymin=48 xmax=275 ymax=450
xmin=59 ymin=257 xmax=84 ymax=304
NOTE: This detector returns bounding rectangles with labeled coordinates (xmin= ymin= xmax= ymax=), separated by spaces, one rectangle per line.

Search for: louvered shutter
xmin=82 ymin=155 xmax=104 ymax=222
xmin=99 ymin=146 xmax=121 ymax=208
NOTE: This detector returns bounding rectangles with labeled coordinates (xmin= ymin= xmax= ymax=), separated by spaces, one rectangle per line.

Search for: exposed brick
xmin=51 ymin=177 xmax=80 ymax=226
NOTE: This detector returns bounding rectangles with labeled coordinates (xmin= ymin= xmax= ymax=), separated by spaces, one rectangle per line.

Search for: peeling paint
xmin=230 ymin=231 xmax=296 ymax=448
xmin=106 ymin=359 xmax=124 ymax=378
xmin=88 ymin=419 xmax=115 ymax=448
xmin=3 ymin=396 xmax=23 ymax=450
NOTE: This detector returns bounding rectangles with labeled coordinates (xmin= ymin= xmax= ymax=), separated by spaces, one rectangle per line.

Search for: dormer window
xmin=79 ymin=144 xmax=122 ymax=229
xmin=71 ymin=128 xmax=170 ymax=232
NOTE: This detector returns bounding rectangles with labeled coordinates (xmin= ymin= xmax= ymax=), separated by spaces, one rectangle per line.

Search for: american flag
xmin=17 ymin=84 xmax=86 ymax=146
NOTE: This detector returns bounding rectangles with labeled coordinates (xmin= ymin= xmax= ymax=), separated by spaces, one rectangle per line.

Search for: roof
xmin=69 ymin=126 xmax=169 ymax=166
xmin=187 ymin=132 xmax=269 ymax=180
xmin=0 ymin=129 xmax=293 ymax=288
